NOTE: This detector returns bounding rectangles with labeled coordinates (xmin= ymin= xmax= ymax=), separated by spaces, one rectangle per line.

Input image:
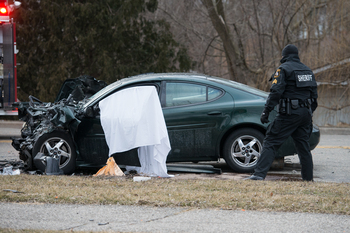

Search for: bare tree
xmin=154 ymin=0 xmax=350 ymax=87
xmin=152 ymin=0 xmax=350 ymax=125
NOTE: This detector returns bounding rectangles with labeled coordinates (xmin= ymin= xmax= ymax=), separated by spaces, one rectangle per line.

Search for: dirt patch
xmin=0 ymin=158 xmax=303 ymax=181
xmin=169 ymin=172 xmax=248 ymax=180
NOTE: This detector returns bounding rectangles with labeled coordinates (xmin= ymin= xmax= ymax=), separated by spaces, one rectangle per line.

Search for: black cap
xmin=282 ymin=44 xmax=298 ymax=57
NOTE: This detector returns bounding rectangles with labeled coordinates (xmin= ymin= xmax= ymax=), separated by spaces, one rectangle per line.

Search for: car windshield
xmin=83 ymin=81 xmax=123 ymax=108
xmin=208 ymin=77 xmax=268 ymax=97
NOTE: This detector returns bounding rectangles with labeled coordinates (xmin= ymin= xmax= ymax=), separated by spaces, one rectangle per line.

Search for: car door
xmin=75 ymin=82 xmax=161 ymax=167
xmin=161 ymin=81 xmax=234 ymax=162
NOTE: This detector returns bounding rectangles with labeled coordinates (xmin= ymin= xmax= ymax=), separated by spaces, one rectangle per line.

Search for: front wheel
xmin=32 ymin=131 xmax=76 ymax=174
xmin=223 ymin=128 xmax=264 ymax=173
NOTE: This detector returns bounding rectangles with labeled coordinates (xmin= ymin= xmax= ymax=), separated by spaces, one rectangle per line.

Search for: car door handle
xmin=207 ymin=111 xmax=222 ymax=115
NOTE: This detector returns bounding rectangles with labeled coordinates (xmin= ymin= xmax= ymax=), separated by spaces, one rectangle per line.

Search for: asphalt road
xmin=305 ymin=134 xmax=350 ymax=183
xmin=1 ymin=121 xmax=350 ymax=232
xmin=269 ymin=133 xmax=350 ymax=183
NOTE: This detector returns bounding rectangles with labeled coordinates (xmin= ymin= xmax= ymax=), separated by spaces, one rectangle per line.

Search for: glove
xmin=311 ymin=100 xmax=318 ymax=113
xmin=260 ymin=109 xmax=270 ymax=124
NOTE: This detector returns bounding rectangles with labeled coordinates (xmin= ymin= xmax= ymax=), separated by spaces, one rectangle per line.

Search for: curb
xmin=0 ymin=120 xmax=22 ymax=139
xmin=319 ymin=127 xmax=350 ymax=135
xmin=0 ymin=120 xmax=23 ymax=127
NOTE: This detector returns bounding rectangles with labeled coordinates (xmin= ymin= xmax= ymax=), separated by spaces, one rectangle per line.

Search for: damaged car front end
xmin=12 ymin=75 xmax=106 ymax=174
xmin=12 ymin=94 xmax=83 ymax=173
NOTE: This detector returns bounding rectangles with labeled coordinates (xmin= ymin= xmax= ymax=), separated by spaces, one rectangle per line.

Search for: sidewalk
xmin=1 ymin=202 xmax=349 ymax=232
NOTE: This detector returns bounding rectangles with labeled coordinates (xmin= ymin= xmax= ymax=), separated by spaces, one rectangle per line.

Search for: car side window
xmin=92 ymin=83 xmax=160 ymax=117
xmin=208 ymin=87 xmax=222 ymax=100
xmin=165 ymin=82 xmax=222 ymax=107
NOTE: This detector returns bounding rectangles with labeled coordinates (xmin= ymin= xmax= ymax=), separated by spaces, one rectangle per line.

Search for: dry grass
xmin=1 ymin=174 xmax=350 ymax=215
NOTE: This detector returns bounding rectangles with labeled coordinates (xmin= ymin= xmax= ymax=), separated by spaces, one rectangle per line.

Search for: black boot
xmin=244 ymin=175 xmax=264 ymax=180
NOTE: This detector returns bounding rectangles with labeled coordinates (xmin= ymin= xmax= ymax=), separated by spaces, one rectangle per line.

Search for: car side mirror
xmin=93 ymin=104 xmax=100 ymax=116
xmin=84 ymin=105 xmax=100 ymax=117
xmin=84 ymin=106 xmax=94 ymax=118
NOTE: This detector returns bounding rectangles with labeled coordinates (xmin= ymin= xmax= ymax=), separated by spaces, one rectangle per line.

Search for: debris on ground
xmin=0 ymin=166 xmax=20 ymax=175
xmin=93 ymin=157 xmax=125 ymax=177
xmin=133 ymin=176 xmax=152 ymax=182
xmin=3 ymin=189 xmax=24 ymax=193
xmin=0 ymin=160 xmax=23 ymax=175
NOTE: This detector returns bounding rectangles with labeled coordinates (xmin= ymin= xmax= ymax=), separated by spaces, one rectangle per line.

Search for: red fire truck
xmin=0 ymin=0 xmax=20 ymax=116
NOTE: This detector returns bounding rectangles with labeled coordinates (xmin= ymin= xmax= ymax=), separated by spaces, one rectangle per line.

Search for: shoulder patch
xmin=272 ymin=79 xmax=278 ymax=84
xmin=274 ymin=69 xmax=281 ymax=78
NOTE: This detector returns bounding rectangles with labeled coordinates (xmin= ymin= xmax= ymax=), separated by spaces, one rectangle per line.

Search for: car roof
xmin=119 ymin=72 xmax=210 ymax=83
xmin=115 ymin=73 xmax=267 ymax=95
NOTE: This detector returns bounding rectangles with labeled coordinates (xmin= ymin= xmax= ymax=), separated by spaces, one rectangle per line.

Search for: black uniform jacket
xmin=265 ymin=54 xmax=318 ymax=112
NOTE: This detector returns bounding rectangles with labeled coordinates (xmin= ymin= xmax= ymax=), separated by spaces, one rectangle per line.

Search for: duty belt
xmin=278 ymin=98 xmax=312 ymax=115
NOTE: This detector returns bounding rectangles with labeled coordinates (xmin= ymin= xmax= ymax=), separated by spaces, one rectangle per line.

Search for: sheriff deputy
xmin=246 ymin=44 xmax=318 ymax=181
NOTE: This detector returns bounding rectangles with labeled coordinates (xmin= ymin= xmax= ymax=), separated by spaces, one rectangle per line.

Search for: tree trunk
xmin=201 ymin=0 xmax=246 ymax=82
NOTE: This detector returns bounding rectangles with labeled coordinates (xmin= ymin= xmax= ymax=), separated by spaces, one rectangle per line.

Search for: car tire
xmin=32 ymin=131 xmax=76 ymax=174
xmin=223 ymin=128 xmax=264 ymax=173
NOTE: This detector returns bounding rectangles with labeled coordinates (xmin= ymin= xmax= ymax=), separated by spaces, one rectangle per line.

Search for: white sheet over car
xmin=99 ymin=86 xmax=172 ymax=177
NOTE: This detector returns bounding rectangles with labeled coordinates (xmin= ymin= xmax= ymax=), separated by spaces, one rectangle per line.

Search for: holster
xmin=291 ymin=99 xmax=299 ymax=110
xmin=278 ymin=99 xmax=286 ymax=114
xmin=279 ymin=98 xmax=291 ymax=115
xmin=286 ymin=98 xmax=291 ymax=115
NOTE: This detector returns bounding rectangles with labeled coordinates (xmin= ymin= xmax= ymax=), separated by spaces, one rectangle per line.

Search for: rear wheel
xmin=32 ymin=131 xmax=76 ymax=174
xmin=223 ymin=128 xmax=264 ymax=173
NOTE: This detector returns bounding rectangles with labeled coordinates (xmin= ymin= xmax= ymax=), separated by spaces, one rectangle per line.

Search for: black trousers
xmin=254 ymin=107 xmax=313 ymax=181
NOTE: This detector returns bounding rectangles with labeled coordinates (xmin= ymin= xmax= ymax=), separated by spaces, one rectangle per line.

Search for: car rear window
xmin=208 ymin=77 xmax=268 ymax=97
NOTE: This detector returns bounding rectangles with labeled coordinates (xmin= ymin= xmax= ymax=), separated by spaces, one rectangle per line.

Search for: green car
xmin=12 ymin=73 xmax=320 ymax=174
